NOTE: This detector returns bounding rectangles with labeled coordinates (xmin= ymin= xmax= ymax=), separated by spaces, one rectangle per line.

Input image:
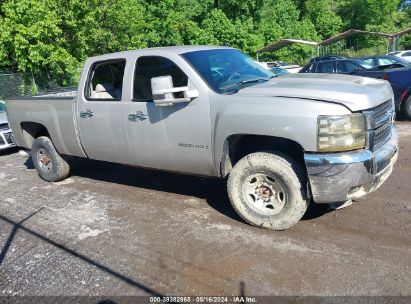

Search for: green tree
xmin=0 ymin=0 xmax=80 ymax=84
xmin=399 ymin=0 xmax=411 ymax=10
xmin=0 ymin=0 xmax=150 ymax=83
xmin=302 ymin=0 xmax=342 ymax=39
xmin=258 ymin=0 xmax=319 ymax=63
xmin=199 ymin=9 xmax=263 ymax=54
xmin=337 ymin=0 xmax=400 ymax=31
xmin=1 ymin=0 xmax=409 ymax=85
xmin=215 ymin=0 xmax=264 ymax=21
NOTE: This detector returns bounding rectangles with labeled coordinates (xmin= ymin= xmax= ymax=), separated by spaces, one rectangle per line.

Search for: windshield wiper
xmin=220 ymin=76 xmax=274 ymax=92
xmin=239 ymin=77 xmax=268 ymax=85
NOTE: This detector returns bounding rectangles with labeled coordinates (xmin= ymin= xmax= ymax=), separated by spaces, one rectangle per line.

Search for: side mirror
xmin=151 ymin=76 xmax=199 ymax=106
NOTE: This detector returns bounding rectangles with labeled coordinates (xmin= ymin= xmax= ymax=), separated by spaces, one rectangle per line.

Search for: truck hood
xmin=0 ymin=112 xmax=8 ymax=125
xmin=237 ymin=73 xmax=393 ymax=112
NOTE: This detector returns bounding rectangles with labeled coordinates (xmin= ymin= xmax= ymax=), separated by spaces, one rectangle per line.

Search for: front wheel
xmin=31 ymin=136 xmax=70 ymax=182
xmin=403 ymin=96 xmax=411 ymax=120
xmin=227 ymin=152 xmax=308 ymax=230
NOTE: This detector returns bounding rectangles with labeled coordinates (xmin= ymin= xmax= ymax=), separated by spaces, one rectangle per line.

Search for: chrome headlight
xmin=317 ymin=114 xmax=366 ymax=151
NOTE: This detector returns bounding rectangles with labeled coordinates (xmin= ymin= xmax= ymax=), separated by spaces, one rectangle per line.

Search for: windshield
xmin=0 ymin=102 xmax=5 ymax=112
xmin=182 ymin=49 xmax=274 ymax=93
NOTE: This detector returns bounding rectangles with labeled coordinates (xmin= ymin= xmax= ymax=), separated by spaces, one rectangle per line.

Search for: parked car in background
xmin=254 ymin=61 xmax=271 ymax=70
xmin=361 ymin=55 xmax=411 ymax=69
xmin=0 ymin=101 xmax=16 ymax=150
xmin=254 ymin=61 xmax=301 ymax=73
xmin=386 ymin=50 xmax=411 ymax=62
xmin=383 ymin=66 xmax=411 ymax=120
xmin=299 ymin=58 xmax=384 ymax=78
xmin=270 ymin=61 xmax=301 ymax=73
xmin=270 ymin=67 xmax=289 ymax=76
xmin=255 ymin=61 xmax=298 ymax=74
xmin=309 ymin=55 xmax=346 ymax=63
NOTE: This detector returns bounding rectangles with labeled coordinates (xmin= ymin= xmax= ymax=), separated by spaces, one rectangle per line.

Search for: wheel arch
xmin=220 ymin=134 xmax=306 ymax=178
xmin=20 ymin=122 xmax=51 ymax=148
xmin=400 ymin=90 xmax=411 ymax=113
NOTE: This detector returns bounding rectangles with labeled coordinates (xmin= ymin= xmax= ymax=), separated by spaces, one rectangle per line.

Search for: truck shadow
xmin=0 ymin=146 xmax=19 ymax=157
xmin=23 ymin=155 xmax=331 ymax=223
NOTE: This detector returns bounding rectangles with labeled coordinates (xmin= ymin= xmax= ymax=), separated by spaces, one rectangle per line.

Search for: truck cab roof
xmin=88 ymin=45 xmax=232 ymax=61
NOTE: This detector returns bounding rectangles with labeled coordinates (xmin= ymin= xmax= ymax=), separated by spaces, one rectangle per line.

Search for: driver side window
xmin=133 ymin=56 xmax=188 ymax=102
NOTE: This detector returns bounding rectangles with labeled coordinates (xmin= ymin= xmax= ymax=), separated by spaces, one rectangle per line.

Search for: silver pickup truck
xmin=6 ymin=46 xmax=398 ymax=230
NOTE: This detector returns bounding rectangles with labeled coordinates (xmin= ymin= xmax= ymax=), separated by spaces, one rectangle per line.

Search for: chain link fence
xmin=0 ymin=72 xmax=77 ymax=100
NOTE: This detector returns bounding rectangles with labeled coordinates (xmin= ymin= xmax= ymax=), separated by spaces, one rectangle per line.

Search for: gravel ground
xmin=0 ymin=122 xmax=410 ymax=300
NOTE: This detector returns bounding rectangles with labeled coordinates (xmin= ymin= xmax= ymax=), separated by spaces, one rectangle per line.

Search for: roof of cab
xmin=87 ymin=45 xmax=233 ymax=61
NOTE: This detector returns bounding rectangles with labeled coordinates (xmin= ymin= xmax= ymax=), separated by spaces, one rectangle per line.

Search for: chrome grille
xmin=364 ymin=99 xmax=394 ymax=130
xmin=0 ymin=123 xmax=9 ymax=130
xmin=371 ymin=124 xmax=392 ymax=151
xmin=363 ymin=99 xmax=395 ymax=151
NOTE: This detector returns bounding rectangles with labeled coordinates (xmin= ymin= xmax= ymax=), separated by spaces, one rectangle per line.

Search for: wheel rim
xmin=242 ymin=173 xmax=286 ymax=216
xmin=37 ymin=148 xmax=53 ymax=173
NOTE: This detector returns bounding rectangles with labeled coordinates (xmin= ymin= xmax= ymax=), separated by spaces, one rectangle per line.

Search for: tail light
xmin=383 ymin=73 xmax=389 ymax=80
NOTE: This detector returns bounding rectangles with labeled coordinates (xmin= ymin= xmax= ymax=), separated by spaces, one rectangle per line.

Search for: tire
xmin=31 ymin=136 xmax=70 ymax=182
xmin=403 ymin=96 xmax=411 ymax=120
xmin=227 ymin=152 xmax=308 ymax=230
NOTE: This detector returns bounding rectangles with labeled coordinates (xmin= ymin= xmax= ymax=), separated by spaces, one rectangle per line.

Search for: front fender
xmin=211 ymin=96 xmax=351 ymax=175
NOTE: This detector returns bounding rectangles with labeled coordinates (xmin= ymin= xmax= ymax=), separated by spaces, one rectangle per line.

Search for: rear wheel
xmin=403 ymin=96 xmax=411 ymax=120
xmin=31 ymin=136 xmax=70 ymax=182
xmin=227 ymin=152 xmax=308 ymax=230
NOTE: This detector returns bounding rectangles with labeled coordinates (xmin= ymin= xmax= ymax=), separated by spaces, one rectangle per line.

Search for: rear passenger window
xmin=363 ymin=58 xmax=374 ymax=65
xmin=133 ymin=56 xmax=188 ymax=102
xmin=86 ymin=60 xmax=126 ymax=101
xmin=316 ymin=61 xmax=334 ymax=73
xmin=336 ymin=61 xmax=358 ymax=73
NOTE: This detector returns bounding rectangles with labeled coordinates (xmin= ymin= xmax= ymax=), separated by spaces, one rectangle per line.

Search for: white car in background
xmin=270 ymin=61 xmax=302 ymax=73
xmin=0 ymin=101 xmax=16 ymax=150
xmin=254 ymin=61 xmax=302 ymax=73
xmin=386 ymin=50 xmax=411 ymax=62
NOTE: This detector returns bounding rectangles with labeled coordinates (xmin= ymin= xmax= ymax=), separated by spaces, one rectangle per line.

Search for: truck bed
xmin=5 ymin=96 xmax=85 ymax=157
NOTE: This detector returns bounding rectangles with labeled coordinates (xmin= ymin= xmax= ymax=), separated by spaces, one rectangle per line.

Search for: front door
xmin=77 ymin=59 xmax=131 ymax=164
xmin=124 ymin=55 xmax=213 ymax=175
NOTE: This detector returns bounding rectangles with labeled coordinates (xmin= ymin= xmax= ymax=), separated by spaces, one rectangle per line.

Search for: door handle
xmin=80 ymin=109 xmax=94 ymax=118
xmin=128 ymin=111 xmax=147 ymax=122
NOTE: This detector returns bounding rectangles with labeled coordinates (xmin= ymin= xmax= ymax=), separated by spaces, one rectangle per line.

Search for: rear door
xmin=77 ymin=59 xmax=131 ymax=163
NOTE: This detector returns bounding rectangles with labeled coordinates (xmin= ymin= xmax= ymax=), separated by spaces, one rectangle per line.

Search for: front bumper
xmin=0 ymin=129 xmax=16 ymax=150
xmin=304 ymin=125 xmax=398 ymax=204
